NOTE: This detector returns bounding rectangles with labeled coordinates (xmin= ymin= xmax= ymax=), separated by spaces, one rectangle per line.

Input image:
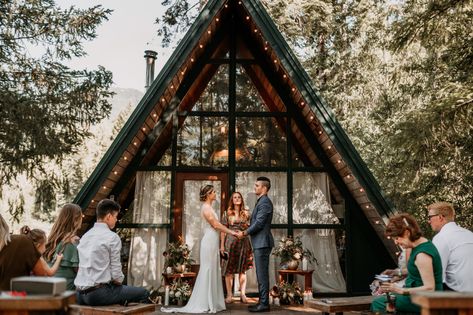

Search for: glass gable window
xmin=193 ymin=64 xmax=229 ymax=112
xmin=177 ymin=116 xmax=229 ymax=167
xmin=236 ymin=117 xmax=287 ymax=167
xmin=236 ymin=65 xmax=266 ymax=112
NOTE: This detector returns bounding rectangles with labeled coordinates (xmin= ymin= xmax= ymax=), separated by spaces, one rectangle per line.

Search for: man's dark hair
xmin=257 ymin=176 xmax=271 ymax=191
xmin=96 ymin=199 xmax=121 ymax=219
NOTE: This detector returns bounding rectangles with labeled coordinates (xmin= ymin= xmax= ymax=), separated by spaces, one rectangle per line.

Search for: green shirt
xmin=405 ymin=240 xmax=443 ymax=290
xmin=49 ymin=241 xmax=79 ymax=290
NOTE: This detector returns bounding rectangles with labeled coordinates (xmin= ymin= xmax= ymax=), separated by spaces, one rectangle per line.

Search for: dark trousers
xmin=76 ymin=283 xmax=149 ymax=306
xmin=254 ymin=247 xmax=271 ymax=306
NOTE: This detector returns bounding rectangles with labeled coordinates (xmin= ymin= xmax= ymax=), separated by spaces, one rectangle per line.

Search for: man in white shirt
xmin=75 ymin=199 xmax=149 ymax=305
xmin=428 ymin=202 xmax=473 ymax=292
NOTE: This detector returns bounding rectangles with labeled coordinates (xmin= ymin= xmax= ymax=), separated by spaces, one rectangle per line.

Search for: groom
xmin=238 ymin=176 xmax=274 ymax=312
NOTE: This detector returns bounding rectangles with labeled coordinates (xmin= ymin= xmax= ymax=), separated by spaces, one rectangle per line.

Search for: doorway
xmin=173 ymin=172 xmax=228 ymax=264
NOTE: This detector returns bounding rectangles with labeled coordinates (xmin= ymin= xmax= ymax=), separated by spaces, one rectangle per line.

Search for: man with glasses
xmin=428 ymin=202 xmax=473 ymax=291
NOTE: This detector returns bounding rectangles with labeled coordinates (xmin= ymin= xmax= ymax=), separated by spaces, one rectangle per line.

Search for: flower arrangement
xmin=274 ymin=282 xmax=303 ymax=305
xmin=272 ymin=235 xmax=316 ymax=265
xmin=169 ymin=279 xmax=192 ymax=305
xmin=163 ymin=236 xmax=194 ymax=271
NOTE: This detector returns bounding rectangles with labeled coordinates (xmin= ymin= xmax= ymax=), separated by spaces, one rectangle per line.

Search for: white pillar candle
xmin=274 ymin=297 xmax=280 ymax=306
xmin=302 ymin=257 xmax=308 ymax=271
xmin=164 ymin=285 xmax=170 ymax=306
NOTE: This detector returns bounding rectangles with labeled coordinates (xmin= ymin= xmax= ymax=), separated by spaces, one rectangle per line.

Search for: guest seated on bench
xmin=371 ymin=213 xmax=443 ymax=313
xmin=0 ymin=215 xmax=64 ymax=291
xmin=74 ymin=199 xmax=149 ymax=306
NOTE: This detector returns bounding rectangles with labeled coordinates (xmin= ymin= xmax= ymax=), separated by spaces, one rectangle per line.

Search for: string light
xmin=246 ymin=16 xmax=250 ymax=20
xmin=191 ymin=58 xmax=194 ymax=62
xmin=318 ymin=130 xmax=322 ymax=135
xmin=216 ymin=17 xmax=220 ymax=22
xmin=359 ymin=188 xmax=364 ymax=192
xmin=124 ymin=156 xmax=128 ymax=160
xmin=199 ymin=44 xmax=203 ymax=49
xmin=153 ymin=113 xmax=157 ymax=117
xmin=273 ymin=59 xmax=277 ymax=63
xmin=103 ymin=186 xmax=107 ymax=189
xmin=161 ymin=98 xmax=165 ymax=102
xmin=114 ymin=171 xmax=118 ymax=175
xmin=133 ymin=142 xmax=138 ymax=146
xmin=142 ymin=127 xmax=146 ymax=132
xmin=327 ymin=145 xmax=332 ymax=150
xmin=310 ymin=116 xmax=314 ymax=120
xmin=291 ymin=87 xmax=295 ymax=92
xmin=283 ymin=74 xmax=287 ymax=78
xmin=337 ymin=159 xmax=342 ymax=163
xmin=346 ymin=174 xmax=351 ymax=179
xmin=207 ymin=30 xmax=211 ymax=34
xmin=375 ymin=220 xmax=380 ymax=224
xmin=366 ymin=205 xmax=370 ymax=209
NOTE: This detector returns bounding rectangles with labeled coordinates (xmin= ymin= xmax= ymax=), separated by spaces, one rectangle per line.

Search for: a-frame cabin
xmin=74 ymin=0 xmax=398 ymax=295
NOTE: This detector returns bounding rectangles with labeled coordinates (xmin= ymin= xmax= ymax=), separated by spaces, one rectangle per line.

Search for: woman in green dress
xmin=371 ymin=213 xmax=443 ymax=313
xmin=44 ymin=203 xmax=83 ymax=290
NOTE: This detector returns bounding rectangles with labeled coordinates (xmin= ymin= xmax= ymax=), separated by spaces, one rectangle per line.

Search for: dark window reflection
xmin=193 ymin=65 xmax=229 ymax=112
xmin=236 ymin=117 xmax=287 ymax=167
xmin=236 ymin=65 xmax=267 ymax=112
xmin=177 ymin=116 xmax=228 ymax=167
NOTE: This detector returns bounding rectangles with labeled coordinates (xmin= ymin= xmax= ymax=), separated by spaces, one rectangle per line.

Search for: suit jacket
xmin=247 ymin=194 xmax=274 ymax=249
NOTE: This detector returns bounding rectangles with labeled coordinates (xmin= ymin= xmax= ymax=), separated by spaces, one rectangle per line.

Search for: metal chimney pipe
xmin=144 ymin=50 xmax=157 ymax=91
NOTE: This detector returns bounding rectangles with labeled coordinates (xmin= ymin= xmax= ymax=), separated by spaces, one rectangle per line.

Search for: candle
xmin=164 ymin=285 xmax=170 ymax=306
xmin=274 ymin=297 xmax=280 ymax=306
xmin=269 ymin=296 xmax=273 ymax=305
xmin=302 ymin=257 xmax=308 ymax=271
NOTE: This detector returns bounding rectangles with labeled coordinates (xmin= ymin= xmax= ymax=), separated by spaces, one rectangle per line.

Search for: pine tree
xmin=0 ymin=0 xmax=114 ymax=185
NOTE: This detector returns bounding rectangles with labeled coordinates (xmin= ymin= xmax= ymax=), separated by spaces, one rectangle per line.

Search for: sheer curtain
xmin=128 ymin=171 xmax=170 ymax=289
xmin=293 ymin=172 xmax=346 ymax=292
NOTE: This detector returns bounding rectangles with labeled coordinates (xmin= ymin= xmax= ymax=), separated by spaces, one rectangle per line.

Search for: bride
xmin=162 ymin=185 xmax=238 ymax=313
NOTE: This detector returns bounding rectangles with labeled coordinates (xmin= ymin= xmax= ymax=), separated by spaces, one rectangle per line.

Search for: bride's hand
xmin=231 ymin=230 xmax=239 ymax=237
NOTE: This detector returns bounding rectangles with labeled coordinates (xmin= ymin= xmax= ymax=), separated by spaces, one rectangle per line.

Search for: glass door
xmin=173 ymin=173 xmax=228 ymax=263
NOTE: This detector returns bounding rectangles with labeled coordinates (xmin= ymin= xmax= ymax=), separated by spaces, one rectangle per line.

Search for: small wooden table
xmin=411 ymin=291 xmax=473 ymax=315
xmin=162 ymin=272 xmax=197 ymax=286
xmin=0 ymin=290 xmax=76 ymax=315
xmin=278 ymin=269 xmax=314 ymax=292
xmin=306 ymin=295 xmax=374 ymax=315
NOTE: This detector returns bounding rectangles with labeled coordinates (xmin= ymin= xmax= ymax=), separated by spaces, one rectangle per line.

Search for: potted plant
xmin=272 ymin=235 xmax=316 ymax=270
xmin=163 ymin=236 xmax=194 ymax=273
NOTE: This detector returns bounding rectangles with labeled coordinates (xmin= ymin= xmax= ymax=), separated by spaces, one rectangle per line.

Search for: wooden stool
xmin=278 ymin=269 xmax=314 ymax=292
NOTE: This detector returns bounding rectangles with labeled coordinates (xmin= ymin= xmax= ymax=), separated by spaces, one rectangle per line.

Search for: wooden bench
xmin=0 ymin=291 xmax=76 ymax=315
xmin=306 ymin=295 xmax=374 ymax=315
xmin=412 ymin=291 xmax=473 ymax=315
xmin=69 ymin=303 xmax=155 ymax=315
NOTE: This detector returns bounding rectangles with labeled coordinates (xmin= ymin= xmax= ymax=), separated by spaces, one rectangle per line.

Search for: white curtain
xmin=127 ymin=171 xmax=170 ymax=289
xmin=293 ymin=172 xmax=346 ymax=292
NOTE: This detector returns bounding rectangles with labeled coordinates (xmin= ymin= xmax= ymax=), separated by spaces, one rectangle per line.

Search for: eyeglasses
xmin=427 ymin=214 xmax=440 ymax=220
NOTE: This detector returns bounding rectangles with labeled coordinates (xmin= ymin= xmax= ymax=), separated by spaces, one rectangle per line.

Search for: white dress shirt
xmin=433 ymin=222 xmax=473 ymax=292
xmin=74 ymin=222 xmax=124 ymax=289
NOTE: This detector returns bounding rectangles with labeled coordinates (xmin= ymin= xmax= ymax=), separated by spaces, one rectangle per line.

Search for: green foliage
xmin=0 ymin=0 xmax=114 ymax=185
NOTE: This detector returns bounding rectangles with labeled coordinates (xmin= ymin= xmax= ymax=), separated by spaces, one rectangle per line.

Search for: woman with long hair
xmin=220 ymin=192 xmax=253 ymax=304
xmin=371 ymin=213 xmax=443 ymax=313
xmin=45 ymin=203 xmax=83 ymax=290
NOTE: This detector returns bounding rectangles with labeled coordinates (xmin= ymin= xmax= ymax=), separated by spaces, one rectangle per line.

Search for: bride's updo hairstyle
xmin=200 ymin=185 xmax=214 ymax=201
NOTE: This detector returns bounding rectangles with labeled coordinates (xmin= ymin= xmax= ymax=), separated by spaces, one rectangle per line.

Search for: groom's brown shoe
xmin=249 ymin=304 xmax=270 ymax=312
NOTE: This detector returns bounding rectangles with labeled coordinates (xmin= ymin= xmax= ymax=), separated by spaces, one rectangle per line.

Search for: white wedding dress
xmin=162 ymin=205 xmax=226 ymax=313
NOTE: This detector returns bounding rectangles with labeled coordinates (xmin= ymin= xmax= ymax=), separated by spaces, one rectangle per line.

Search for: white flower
xmin=169 ymin=290 xmax=175 ymax=297
xmin=293 ymin=252 xmax=301 ymax=260
xmin=175 ymin=291 xmax=182 ymax=298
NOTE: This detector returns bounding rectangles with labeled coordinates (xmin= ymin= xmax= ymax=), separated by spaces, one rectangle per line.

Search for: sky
xmin=57 ymin=0 xmax=176 ymax=92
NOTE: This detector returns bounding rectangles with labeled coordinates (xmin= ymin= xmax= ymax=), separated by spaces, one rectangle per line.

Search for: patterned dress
xmin=221 ymin=212 xmax=253 ymax=275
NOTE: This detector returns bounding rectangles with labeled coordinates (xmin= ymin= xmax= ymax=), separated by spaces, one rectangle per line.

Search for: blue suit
xmin=247 ymin=194 xmax=274 ymax=306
